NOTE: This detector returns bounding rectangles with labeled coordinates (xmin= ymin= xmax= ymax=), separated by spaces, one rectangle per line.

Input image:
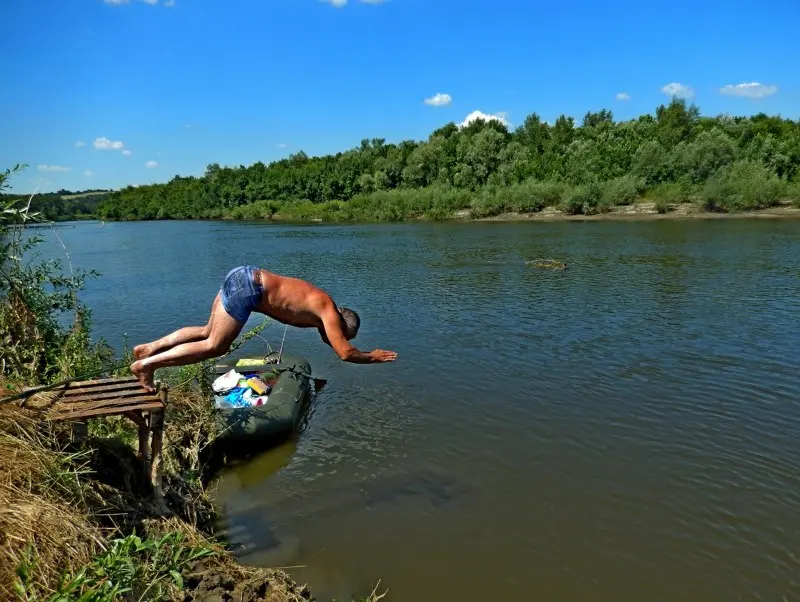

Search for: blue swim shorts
xmin=219 ymin=266 xmax=264 ymax=323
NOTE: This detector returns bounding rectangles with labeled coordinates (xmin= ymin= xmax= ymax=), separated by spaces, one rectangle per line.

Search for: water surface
xmin=36 ymin=219 xmax=800 ymax=602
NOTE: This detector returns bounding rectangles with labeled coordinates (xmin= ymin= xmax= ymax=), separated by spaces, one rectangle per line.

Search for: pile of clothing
xmin=212 ymin=369 xmax=272 ymax=409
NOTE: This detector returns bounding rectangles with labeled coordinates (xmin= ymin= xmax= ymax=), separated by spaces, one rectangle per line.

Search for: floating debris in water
xmin=526 ymin=259 xmax=568 ymax=270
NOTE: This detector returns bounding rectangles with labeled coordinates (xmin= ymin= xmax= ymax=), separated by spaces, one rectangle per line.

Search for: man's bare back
xmin=130 ymin=265 xmax=397 ymax=392
xmin=254 ymin=269 xmax=335 ymax=329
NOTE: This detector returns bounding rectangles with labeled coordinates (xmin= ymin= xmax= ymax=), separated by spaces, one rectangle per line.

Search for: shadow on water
xmin=212 ymin=440 xmax=471 ymax=566
xmin=205 ymin=380 xmax=329 ymax=479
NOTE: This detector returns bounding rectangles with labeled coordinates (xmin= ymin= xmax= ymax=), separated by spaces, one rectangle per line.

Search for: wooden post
xmin=149 ymin=384 xmax=168 ymax=507
xmin=149 ymin=410 xmax=164 ymax=499
xmin=71 ymin=420 xmax=88 ymax=443
xmin=136 ymin=414 xmax=151 ymax=461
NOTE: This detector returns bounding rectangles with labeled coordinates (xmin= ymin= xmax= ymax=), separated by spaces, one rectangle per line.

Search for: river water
xmin=35 ymin=218 xmax=800 ymax=602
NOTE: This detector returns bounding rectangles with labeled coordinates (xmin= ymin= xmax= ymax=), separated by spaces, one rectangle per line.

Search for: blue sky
xmin=2 ymin=0 xmax=799 ymax=193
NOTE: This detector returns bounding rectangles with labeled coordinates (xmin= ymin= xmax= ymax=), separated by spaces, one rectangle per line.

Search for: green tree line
xmin=97 ymin=99 xmax=800 ymax=221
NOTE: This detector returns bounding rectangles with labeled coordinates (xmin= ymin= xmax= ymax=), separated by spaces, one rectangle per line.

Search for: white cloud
xmin=121 ymin=150 xmax=133 ymax=156
xmin=424 ymin=93 xmax=452 ymax=107
xmin=84 ymin=170 xmax=94 ymax=177
xmin=164 ymin=0 xmax=175 ymax=5
xmin=459 ymin=110 xmax=510 ymax=128
xmin=616 ymin=92 xmax=631 ymax=101
xmin=104 ymin=0 xmax=129 ymax=4
xmin=37 ymin=165 xmax=71 ymax=173
xmin=75 ymin=140 xmax=86 ymax=148
xmin=720 ymin=82 xmax=777 ymax=99
xmin=183 ymin=123 xmax=193 ymax=129
xmin=145 ymin=160 xmax=158 ymax=168
xmin=276 ymin=143 xmax=287 ymax=149
xmin=661 ymin=82 xmax=694 ymax=99
xmin=94 ymin=136 xmax=125 ymax=150
xmin=320 ymin=0 xmax=383 ymax=7
xmin=143 ymin=0 xmax=158 ymax=4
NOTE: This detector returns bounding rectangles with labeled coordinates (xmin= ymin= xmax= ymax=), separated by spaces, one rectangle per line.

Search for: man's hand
xmin=339 ymin=347 xmax=398 ymax=364
xmin=319 ymin=302 xmax=398 ymax=364
xmin=368 ymin=349 xmax=398 ymax=363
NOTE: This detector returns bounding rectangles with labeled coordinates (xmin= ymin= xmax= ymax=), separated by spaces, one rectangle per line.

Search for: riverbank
xmin=0 ymin=370 xmax=384 ymax=602
xmin=247 ymin=198 xmax=800 ymax=225
xmin=95 ymin=198 xmax=800 ymax=226
xmin=467 ymin=200 xmax=800 ymax=222
xmin=97 ymin=168 xmax=800 ymax=225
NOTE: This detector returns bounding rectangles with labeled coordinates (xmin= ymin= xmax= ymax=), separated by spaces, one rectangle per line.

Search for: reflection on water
xmin=33 ymin=218 xmax=800 ymax=602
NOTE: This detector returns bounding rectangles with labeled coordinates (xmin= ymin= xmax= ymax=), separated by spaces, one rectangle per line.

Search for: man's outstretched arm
xmin=320 ymin=305 xmax=397 ymax=364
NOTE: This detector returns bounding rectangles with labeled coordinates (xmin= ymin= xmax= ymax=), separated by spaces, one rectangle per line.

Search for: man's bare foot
xmin=130 ymin=360 xmax=156 ymax=393
xmin=133 ymin=344 xmax=152 ymax=361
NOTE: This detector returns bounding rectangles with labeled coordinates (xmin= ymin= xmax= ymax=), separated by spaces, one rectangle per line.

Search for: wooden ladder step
xmin=54 ymin=395 xmax=161 ymax=413
xmin=51 ymin=401 xmax=165 ymax=422
xmin=58 ymin=388 xmax=160 ymax=405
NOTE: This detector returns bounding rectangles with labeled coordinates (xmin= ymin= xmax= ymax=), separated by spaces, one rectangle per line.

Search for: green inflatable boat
xmin=211 ymin=351 xmax=314 ymax=449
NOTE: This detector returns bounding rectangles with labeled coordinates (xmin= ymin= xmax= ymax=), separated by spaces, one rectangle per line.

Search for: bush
xmin=229 ymin=200 xmax=280 ymax=220
xmin=701 ymin=160 xmax=788 ymax=212
xmin=469 ymin=187 xmax=506 ymax=218
xmin=468 ymin=180 xmax=568 ymax=218
xmin=1 ymin=165 xmax=113 ymax=385
xmin=514 ymin=180 xmax=568 ymax=212
xmin=650 ymin=180 xmax=693 ymax=213
xmin=562 ymin=182 xmax=605 ymax=215
xmin=601 ymin=175 xmax=646 ymax=206
xmin=788 ymin=182 xmax=800 ymax=208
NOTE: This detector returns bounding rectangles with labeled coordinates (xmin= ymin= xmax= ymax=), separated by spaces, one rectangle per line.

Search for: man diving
xmin=130 ymin=265 xmax=398 ymax=392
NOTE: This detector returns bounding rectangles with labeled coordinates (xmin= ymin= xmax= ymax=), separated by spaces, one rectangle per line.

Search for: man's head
xmin=319 ymin=306 xmax=361 ymax=346
xmin=338 ymin=307 xmax=360 ymax=340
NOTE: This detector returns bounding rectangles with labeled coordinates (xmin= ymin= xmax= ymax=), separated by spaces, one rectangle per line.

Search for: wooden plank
xmin=58 ymin=389 xmax=158 ymax=404
xmin=57 ymin=395 xmax=162 ymax=413
xmin=67 ymin=376 xmax=138 ymax=388
xmin=49 ymin=401 xmax=164 ymax=421
xmin=60 ymin=381 xmax=146 ymax=397
xmin=24 ymin=376 xmax=138 ymax=392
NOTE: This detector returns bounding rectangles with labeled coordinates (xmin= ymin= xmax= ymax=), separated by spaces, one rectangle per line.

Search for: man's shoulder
xmin=308 ymin=288 xmax=336 ymax=312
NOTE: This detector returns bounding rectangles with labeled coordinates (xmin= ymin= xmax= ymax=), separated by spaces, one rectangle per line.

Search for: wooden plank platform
xmin=24 ymin=376 xmax=165 ymax=421
xmin=22 ymin=376 xmax=168 ymax=506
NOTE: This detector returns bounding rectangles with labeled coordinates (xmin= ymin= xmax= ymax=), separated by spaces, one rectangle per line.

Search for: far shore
xmin=265 ymin=201 xmax=800 ymax=225
xmin=465 ymin=202 xmax=800 ymax=223
xmin=73 ymin=201 xmax=800 ymax=226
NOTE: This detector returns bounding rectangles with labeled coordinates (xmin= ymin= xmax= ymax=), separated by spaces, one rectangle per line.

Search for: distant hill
xmin=1 ymin=189 xmax=112 ymax=221
xmin=60 ymin=189 xmax=113 ymax=201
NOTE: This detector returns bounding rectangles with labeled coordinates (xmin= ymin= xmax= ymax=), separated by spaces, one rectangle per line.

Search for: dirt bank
xmin=0 ymin=382 xmax=380 ymax=602
xmin=465 ymin=201 xmax=800 ymax=222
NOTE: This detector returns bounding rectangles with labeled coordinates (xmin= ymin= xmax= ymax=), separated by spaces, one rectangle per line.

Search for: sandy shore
xmin=464 ymin=202 xmax=800 ymax=223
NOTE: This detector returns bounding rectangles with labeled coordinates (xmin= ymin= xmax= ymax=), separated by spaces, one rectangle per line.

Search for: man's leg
xmin=133 ymin=295 xmax=223 ymax=361
xmin=130 ymin=295 xmax=246 ymax=392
